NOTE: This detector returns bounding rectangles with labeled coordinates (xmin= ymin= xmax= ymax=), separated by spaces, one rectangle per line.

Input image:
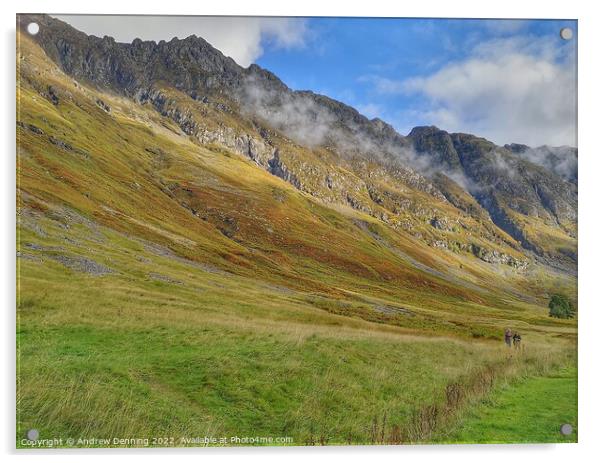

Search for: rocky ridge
xmin=18 ymin=14 xmax=577 ymax=270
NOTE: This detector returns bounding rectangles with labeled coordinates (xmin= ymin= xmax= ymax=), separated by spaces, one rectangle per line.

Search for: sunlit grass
xmin=435 ymin=365 xmax=577 ymax=444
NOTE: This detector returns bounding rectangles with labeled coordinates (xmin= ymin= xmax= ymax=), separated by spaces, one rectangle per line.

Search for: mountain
xmin=20 ymin=14 xmax=577 ymax=270
xmin=408 ymin=127 xmax=577 ymax=261
xmin=15 ymin=14 xmax=578 ymax=445
xmin=17 ymin=13 xmax=578 ymax=304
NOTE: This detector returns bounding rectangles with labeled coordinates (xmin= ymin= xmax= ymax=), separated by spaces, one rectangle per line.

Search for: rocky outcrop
xmin=469 ymin=244 xmax=528 ymax=269
xmin=408 ymin=126 xmax=577 ymax=262
xmin=17 ymin=121 xmax=90 ymax=158
xmin=268 ymin=150 xmax=302 ymax=189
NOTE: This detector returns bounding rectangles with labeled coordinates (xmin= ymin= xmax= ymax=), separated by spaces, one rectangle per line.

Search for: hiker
xmin=513 ymin=332 xmax=522 ymax=349
xmin=504 ymin=328 xmax=512 ymax=347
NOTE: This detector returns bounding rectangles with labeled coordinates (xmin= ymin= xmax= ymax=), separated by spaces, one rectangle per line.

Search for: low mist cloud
xmin=241 ymin=77 xmax=339 ymax=147
xmin=240 ymin=76 xmax=472 ymax=190
xmin=517 ymin=146 xmax=578 ymax=182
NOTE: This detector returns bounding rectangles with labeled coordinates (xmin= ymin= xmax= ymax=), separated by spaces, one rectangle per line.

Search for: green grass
xmin=436 ymin=365 xmax=577 ymax=444
xmin=17 ymin=244 xmax=536 ymax=446
xmin=17 ymin=317 xmax=499 ymax=445
xmin=16 ymin=248 xmax=576 ymax=446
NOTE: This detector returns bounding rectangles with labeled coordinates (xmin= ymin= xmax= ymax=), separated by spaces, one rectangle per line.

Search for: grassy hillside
xmin=16 ymin=31 xmax=577 ymax=446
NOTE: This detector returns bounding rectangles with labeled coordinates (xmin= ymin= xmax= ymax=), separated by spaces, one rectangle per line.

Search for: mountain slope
xmin=19 ymin=13 xmax=568 ymax=330
xmin=21 ymin=14 xmax=577 ymax=270
xmin=408 ymin=127 xmax=577 ymax=264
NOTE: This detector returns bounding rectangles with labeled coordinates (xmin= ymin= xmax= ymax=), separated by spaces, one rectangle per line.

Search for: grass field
xmin=435 ymin=365 xmax=577 ymax=444
xmin=18 ymin=228 xmax=575 ymax=446
xmin=16 ymin=30 xmax=578 ymax=447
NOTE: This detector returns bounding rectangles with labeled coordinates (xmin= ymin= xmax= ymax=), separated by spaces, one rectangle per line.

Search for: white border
xmin=3 ymin=1 xmax=601 ymax=462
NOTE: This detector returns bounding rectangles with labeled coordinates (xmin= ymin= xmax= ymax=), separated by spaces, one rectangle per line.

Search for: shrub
xmin=548 ymin=294 xmax=576 ymax=319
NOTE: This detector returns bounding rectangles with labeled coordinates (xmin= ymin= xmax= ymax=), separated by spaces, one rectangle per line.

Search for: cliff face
xmin=18 ymin=14 xmax=577 ymax=269
xmin=408 ymin=127 xmax=577 ymax=257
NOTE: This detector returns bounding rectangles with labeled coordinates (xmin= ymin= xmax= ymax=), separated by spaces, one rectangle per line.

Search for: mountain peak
xmin=504 ymin=143 xmax=530 ymax=154
xmin=408 ymin=125 xmax=445 ymax=136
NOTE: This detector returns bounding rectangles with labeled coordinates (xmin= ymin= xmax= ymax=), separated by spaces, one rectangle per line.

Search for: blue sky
xmin=56 ymin=15 xmax=577 ymax=147
xmin=256 ymin=18 xmax=577 ymax=146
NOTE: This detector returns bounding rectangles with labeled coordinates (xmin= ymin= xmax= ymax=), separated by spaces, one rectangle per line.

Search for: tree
xmin=548 ymin=294 xmax=576 ymax=319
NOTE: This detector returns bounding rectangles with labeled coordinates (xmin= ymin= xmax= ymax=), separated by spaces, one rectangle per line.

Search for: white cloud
xmin=53 ymin=15 xmax=308 ymax=67
xmin=370 ymin=35 xmax=577 ymax=147
xmin=482 ymin=19 xmax=530 ymax=35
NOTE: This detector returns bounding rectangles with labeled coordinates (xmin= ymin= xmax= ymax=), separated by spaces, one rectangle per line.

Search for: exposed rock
xmin=470 ymin=244 xmax=528 ymax=270
xmin=430 ymin=217 xmax=451 ymax=231
xmin=19 ymin=121 xmax=90 ymax=158
xmin=268 ymin=150 xmax=302 ymax=189
xmin=148 ymin=272 xmax=182 ymax=284
xmin=96 ymin=98 xmax=111 ymax=112
xmin=46 ymin=85 xmax=59 ymax=105
xmin=16 ymin=251 xmax=42 ymax=262
xmin=505 ymin=143 xmax=577 ymax=183
xmin=48 ymin=254 xmax=113 ymax=275
xmin=408 ymin=126 xmax=577 ymax=262
xmin=19 ymin=14 xmax=576 ymax=271
xmin=431 ymin=240 xmax=448 ymax=249
xmin=17 ymin=121 xmax=44 ymax=135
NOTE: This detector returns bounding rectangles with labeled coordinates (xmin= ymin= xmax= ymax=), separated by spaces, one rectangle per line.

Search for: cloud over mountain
xmin=54 ymin=15 xmax=309 ymax=67
xmin=371 ymin=35 xmax=576 ymax=147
